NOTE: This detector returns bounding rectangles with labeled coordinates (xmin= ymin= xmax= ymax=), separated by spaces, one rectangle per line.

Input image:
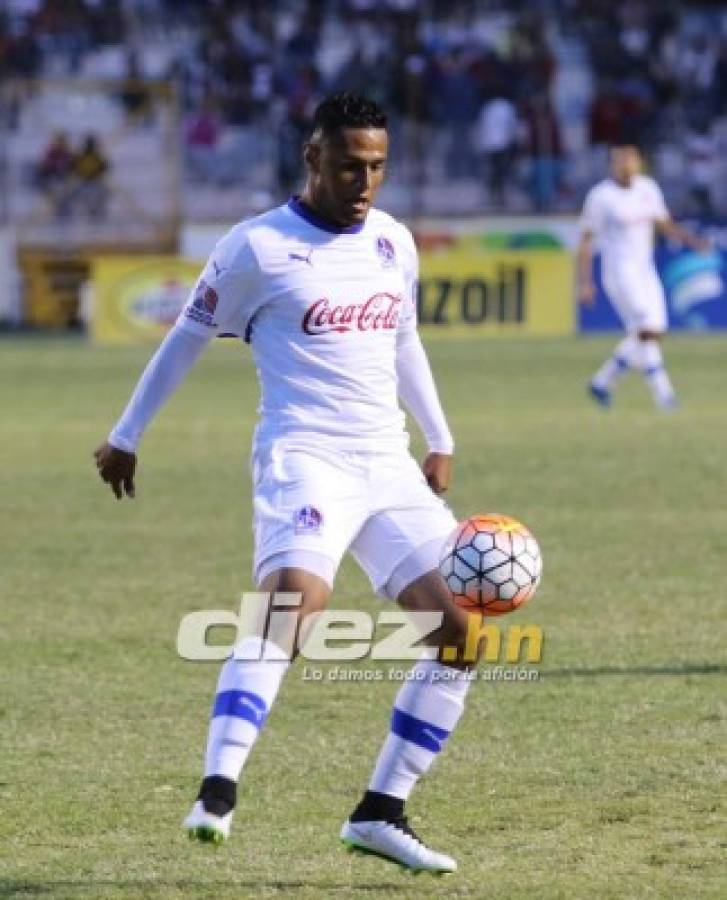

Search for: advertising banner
xmin=578 ymin=219 xmax=727 ymax=332
xmin=91 ymin=256 xmax=199 ymax=343
xmin=416 ymin=230 xmax=574 ymax=336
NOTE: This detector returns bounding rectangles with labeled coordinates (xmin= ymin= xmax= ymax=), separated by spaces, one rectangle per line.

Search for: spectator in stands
xmin=70 ymin=134 xmax=110 ymax=219
xmin=120 ymin=50 xmax=150 ymax=124
xmin=36 ymin=131 xmax=74 ymax=218
xmin=4 ymin=0 xmax=727 ymax=217
xmin=428 ymin=48 xmax=481 ymax=180
xmin=509 ymin=13 xmax=556 ymax=100
xmin=683 ymin=122 xmax=718 ymax=218
xmin=521 ymin=91 xmax=563 ymax=212
xmin=275 ymin=63 xmax=320 ymax=199
xmin=475 ymin=95 xmax=518 ymax=209
xmin=185 ymin=104 xmax=222 ymax=184
xmin=715 ymin=39 xmax=727 ymax=116
xmin=590 ymin=80 xmax=627 ymax=148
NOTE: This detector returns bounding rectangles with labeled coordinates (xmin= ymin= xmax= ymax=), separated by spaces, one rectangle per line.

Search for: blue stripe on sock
xmin=390 ymin=708 xmax=450 ymax=753
xmin=212 ymin=690 xmax=268 ymax=728
xmin=644 ymin=364 xmax=664 ymax=376
xmin=614 ymin=356 xmax=630 ymax=371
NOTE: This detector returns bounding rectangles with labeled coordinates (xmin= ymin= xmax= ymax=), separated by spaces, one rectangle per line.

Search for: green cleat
xmin=340 ymin=818 xmax=456 ymax=874
xmin=184 ymin=801 xmax=233 ymax=844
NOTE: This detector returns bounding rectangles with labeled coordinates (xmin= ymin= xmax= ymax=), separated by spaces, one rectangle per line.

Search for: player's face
xmin=610 ymin=147 xmax=641 ymax=185
xmin=306 ymin=127 xmax=388 ymax=227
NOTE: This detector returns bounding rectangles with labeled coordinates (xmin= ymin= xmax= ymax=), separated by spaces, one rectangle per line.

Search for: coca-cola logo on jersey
xmin=302 ymin=293 xmax=402 ymax=335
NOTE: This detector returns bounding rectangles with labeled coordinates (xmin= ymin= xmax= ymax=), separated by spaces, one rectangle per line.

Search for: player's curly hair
xmin=311 ymin=92 xmax=387 ymax=137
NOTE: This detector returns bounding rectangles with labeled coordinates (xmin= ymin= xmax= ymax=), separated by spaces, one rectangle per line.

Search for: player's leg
xmin=589 ymin=332 xmax=639 ymax=405
xmin=186 ymin=441 xmax=365 ymax=842
xmin=341 ymin=566 xmax=474 ymax=873
xmin=635 ymin=275 xmax=676 ymax=409
xmin=637 ymin=329 xmax=676 ymax=408
xmin=588 ymin=272 xmax=640 ymax=406
xmin=342 ymin=457 xmax=471 ymax=872
xmin=185 ymin=562 xmax=332 ymax=842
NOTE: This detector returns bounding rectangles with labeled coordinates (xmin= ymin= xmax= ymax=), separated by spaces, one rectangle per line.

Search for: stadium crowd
xmin=1 ymin=0 xmax=726 ymax=214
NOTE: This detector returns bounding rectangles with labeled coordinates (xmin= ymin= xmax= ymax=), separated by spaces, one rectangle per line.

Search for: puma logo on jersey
xmin=289 ymin=248 xmax=314 ymax=266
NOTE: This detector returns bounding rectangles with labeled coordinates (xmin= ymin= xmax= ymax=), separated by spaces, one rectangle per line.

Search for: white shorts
xmin=251 ymin=439 xmax=457 ymax=597
xmin=602 ymin=264 xmax=668 ymax=333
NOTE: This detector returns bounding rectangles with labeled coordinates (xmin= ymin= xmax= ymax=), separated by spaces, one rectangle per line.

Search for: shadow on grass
xmin=0 ymin=879 xmax=409 ymax=897
xmin=539 ymin=662 xmax=727 ymax=678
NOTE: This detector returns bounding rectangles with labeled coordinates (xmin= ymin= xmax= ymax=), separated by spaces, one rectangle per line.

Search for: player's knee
xmin=397 ymin=570 xmax=471 ymax=657
xmin=638 ymin=329 xmax=661 ymax=342
xmin=259 ymin=567 xmax=330 ymax=603
xmin=436 ymin=607 xmax=488 ymax=668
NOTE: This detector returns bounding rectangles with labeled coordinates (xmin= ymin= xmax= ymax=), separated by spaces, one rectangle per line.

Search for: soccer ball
xmin=439 ymin=514 xmax=542 ymax=615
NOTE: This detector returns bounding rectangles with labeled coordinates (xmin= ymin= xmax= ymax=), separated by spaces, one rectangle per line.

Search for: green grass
xmin=1 ymin=334 xmax=725 ymax=899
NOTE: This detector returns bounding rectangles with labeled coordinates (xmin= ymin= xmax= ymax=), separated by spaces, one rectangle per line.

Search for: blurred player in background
xmin=94 ymin=93 xmax=478 ymax=874
xmin=577 ymin=145 xmax=708 ymax=409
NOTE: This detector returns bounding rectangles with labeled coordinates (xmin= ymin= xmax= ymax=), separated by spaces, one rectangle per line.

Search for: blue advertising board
xmin=579 ymin=219 xmax=727 ymax=332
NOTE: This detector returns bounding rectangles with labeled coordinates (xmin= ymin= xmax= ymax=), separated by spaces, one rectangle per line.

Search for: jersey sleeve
xmin=176 ymin=226 xmax=261 ymax=339
xmin=397 ymin=224 xmax=419 ymax=336
xmin=649 ymin=180 xmax=670 ymax=221
xmin=579 ymin=187 xmax=602 ymax=236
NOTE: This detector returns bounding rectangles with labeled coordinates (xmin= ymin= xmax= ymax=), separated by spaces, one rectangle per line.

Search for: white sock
xmin=368 ymin=660 xmax=472 ymax=801
xmin=592 ymin=335 xmax=638 ymax=390
xmin=204 ymin=636 xmax=290 ymax=780
xmin=639 ymin=340 xmax=675 ymax=406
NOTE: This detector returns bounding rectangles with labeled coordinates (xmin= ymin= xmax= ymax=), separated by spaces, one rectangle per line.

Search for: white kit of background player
xmin=578 ymin=146 xmax=708 ymax=409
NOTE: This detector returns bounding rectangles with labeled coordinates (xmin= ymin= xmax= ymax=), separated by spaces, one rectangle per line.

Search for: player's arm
xmin=577 ymin=187 xmax=600 ymax=305
xmin=576 ymin=230 xmax=596 ymax=305
xmin=94 ymin=325 xmax=211 ymax=498
xmin=650 ymin=179 xmax=710 ymax=252
xmin=655 ymin=217 xmax=710 ymax=253
xmin=396 ymin=327 xmax=454 ymax=495
xmin=95 ymin=231 xmax=258 ymax=499
xmin=395 ymin=232 xmax=454 ymax=494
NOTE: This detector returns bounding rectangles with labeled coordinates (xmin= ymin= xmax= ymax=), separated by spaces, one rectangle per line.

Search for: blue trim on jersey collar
xmin=287 ymin=195 xmax=365 ymax=234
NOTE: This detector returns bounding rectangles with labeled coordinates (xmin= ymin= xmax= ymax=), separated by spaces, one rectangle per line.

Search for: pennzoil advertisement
xmin=415 ymin=230 xmax=574 ymax=336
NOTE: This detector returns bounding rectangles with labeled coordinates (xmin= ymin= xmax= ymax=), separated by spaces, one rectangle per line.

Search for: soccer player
xmin=577 ymin=144 xmax=708 ymax=409
xmin=95 ymin=93 xmax=477 ymax=874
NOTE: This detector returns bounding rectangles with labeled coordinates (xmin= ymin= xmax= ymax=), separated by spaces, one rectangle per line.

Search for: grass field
xmin=1 ymin=334 xmax=726 ymax=899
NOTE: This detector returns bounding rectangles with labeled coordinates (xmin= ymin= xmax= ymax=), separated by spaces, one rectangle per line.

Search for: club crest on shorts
xmin=293 ymin=505 xmax=323 ymax=534
xmin=375 ymin=235 xmax=396 ymax=268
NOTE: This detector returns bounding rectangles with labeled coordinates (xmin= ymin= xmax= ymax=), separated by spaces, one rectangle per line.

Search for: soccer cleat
xmin=588 ymin=382 xmax=612 ymax=408
xmin=184 ymin=800 xmax=233 ymax=844
xmin=340 ymin=817 xmax=457 ymax=874
xmin=657 ymin=394 xmax=678 ymax=411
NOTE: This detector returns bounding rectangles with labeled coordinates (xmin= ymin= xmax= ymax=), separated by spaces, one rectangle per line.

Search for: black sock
xmin=350 ymin=790 xmax=404 ymax=823
xmin=197 ymin=775 xmax=237 ymax=816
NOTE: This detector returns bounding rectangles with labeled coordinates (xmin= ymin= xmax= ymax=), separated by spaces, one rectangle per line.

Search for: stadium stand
xmin=1 ymin=0 xmax=726 ymax=225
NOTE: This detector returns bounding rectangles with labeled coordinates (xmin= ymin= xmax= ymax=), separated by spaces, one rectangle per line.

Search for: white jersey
xmin=580 ymin=175 xmax=669 ymax=275
xmin=176 ymin=198 xmax=418 ymax=452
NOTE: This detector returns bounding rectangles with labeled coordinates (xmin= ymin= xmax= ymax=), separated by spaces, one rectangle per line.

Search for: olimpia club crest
xmin=375 ymin=235 xmax=396 ymax=267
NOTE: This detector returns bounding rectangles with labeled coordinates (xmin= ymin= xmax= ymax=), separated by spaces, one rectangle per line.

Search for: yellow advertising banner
xmin=91 ymin=236 xmax=574 ymax=343
xmin=417 ymin=233 xmax=574 ymax=336
xmin=91 ymin=256 xmax=200 ymax=344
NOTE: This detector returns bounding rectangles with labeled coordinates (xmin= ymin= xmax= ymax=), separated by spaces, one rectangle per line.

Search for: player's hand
xmin=578 ymin=281 xmax=596 ymax=306
xmin=94 ymin=441 xmax=136 ymax=499
xmin=422 ymin=452 xmax=452 ymax=495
